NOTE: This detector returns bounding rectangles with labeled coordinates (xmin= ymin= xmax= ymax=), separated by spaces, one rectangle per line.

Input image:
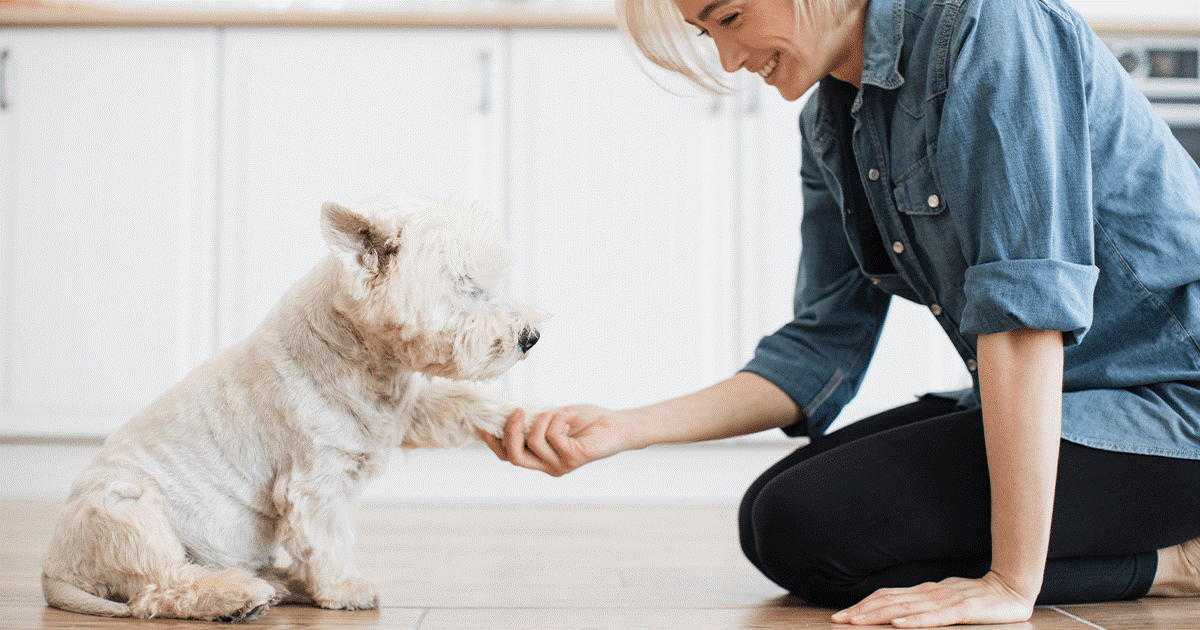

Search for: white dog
xmin=41 ymin=195 xmax=541 ymax=621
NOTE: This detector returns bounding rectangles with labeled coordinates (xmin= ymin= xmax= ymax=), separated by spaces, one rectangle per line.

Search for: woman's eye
xmin=696 ymin=10 xmax=738 ymax=37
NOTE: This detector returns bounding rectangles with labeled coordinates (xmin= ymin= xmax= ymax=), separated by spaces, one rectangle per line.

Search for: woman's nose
xmin=715 ymin=36 xmax=748 ymax=73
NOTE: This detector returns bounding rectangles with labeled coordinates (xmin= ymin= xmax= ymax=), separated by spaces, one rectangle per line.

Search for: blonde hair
xmin=616 ymin=0 xmax=860 ymax=93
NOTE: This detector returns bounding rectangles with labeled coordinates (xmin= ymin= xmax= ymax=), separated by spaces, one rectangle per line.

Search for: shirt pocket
xmin=892 ymin=155 xmax=946 ymax=216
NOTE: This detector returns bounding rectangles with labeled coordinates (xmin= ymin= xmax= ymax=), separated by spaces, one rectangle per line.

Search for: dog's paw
xmin=312 ymin=577 xmax=379 ymax=610
xmin=477 ymin=404 xmax=551 ymax=439
xmin=140 ymin=570 xmax=277 ymax=622
xmin=211 ymin=575 xmax=275 ymax=622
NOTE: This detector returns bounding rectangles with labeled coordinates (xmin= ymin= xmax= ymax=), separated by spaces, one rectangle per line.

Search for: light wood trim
xmin=1086 ymin=19 xmax=1200 ymax=37
xmin=3 ymin=3 xmax=1200 ymax=33
xmin=0 ymin=5 xmax=619 ymax=28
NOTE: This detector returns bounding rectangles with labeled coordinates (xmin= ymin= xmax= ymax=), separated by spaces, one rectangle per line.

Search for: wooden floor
xmin=2 ymin=501 xmax=1197 ymax=629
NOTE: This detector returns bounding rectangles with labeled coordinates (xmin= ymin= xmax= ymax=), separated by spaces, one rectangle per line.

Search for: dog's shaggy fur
xmin=41 ymin=195 xmax=542 ymax=621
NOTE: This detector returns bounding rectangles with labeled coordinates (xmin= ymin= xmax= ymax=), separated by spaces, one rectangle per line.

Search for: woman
xmin=482 ymin=0 xmax=1200 ymax=625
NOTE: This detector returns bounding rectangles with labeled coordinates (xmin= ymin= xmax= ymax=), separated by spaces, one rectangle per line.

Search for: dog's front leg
xmin=402 ymin=378 xmax=531 ymax=448
xmin=272 ymin=471 xmax=378 ymax=610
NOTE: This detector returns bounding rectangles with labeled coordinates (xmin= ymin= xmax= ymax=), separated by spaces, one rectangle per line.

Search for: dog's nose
xmin=518 ymin=328 xmax=540 ymax=353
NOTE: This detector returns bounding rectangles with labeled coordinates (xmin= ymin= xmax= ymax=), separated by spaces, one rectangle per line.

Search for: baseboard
xmin=0 ymin=439 xmax=798 ymax=504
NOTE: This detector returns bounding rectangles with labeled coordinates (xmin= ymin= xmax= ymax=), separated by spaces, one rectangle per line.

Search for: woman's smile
xmin=757 ymin=52 xmax=780 ymax=80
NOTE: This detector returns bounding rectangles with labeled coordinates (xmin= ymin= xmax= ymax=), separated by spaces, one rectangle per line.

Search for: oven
xmin=1103 ymin=35 xmax=1200 ymax=167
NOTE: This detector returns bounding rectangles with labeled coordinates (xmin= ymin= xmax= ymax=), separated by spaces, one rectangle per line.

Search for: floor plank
xmin=1058 ymin=600 xmax=1200 ymax=629
xmin=416 ymin=604 xmax=1101 ymax=630
xmin=3 ymin=500 xmax=1197 ymax=629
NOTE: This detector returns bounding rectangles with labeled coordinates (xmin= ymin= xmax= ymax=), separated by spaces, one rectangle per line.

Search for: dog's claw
xmin=218 ymin=603 xmax=268 ymax=623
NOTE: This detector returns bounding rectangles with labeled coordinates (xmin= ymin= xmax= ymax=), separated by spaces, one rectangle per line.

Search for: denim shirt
xmin=742 ymin=0 xmax=1200 ymax=459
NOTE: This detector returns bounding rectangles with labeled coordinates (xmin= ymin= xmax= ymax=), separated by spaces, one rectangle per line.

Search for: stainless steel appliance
xmin=1103 ymin=35 xmax=1200 ymax=166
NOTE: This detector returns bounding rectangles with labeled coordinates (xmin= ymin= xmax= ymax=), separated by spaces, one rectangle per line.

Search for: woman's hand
xmin=479 ymin=373 xmax=801 ymax=476
xmin=480 ymin=406 xmax=643 ymax=477
xmin=830 ymin=571 xmax=1036 ymax=627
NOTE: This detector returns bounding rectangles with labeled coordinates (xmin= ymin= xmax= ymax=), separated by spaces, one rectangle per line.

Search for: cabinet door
xmin=219 ymin=29 xmax=505 ymax=346
xmin=507 ymin=30 xmax=737 ymax=410
xmin=736 ymin=79 xmax=807 ymax=363
xmin=0 ymin=28 xmax=218 ymax=436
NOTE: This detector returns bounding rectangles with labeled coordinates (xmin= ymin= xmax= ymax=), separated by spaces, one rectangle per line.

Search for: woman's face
xmin=672 ymin=0 xmax=866 ymax=101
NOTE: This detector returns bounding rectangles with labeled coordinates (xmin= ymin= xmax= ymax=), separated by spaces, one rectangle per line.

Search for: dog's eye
xmin=456 ymin=276 xmax=493 ymax=302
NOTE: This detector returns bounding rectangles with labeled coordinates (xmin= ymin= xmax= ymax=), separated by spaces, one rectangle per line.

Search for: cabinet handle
xmin=478 ymin=49 xmax=491 ymax=114
xmin=1 ymin=49 xmax=9 ymax=111
xmin=709 ymin=95 xmax=723 ymax=116
xmin=744 ymin=79 xmax=760 ymax=115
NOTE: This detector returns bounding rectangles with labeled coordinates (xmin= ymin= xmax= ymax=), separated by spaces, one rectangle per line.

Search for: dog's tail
xmin=42 ymin=573 xmax=131 ymax=617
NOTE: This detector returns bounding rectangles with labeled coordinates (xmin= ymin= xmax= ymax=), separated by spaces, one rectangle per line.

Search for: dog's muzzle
xmin=518 ymin=328 xmax=540 ymax=353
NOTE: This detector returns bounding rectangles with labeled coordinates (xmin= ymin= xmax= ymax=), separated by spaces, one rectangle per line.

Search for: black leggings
xmin=739 ymin=395 xmax=1200 ymax=608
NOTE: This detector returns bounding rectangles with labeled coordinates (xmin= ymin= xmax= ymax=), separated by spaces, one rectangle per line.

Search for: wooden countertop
xmin=0 ymin=1 xmax=1198 ymax=34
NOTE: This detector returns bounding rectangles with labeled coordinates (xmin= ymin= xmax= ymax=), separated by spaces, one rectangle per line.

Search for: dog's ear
xmin=321 ymin=201 xmax=400 ymax=276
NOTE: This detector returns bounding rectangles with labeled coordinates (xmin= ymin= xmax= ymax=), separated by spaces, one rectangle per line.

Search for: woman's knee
xmin=742 ymin=474 xmax=864 ymax=607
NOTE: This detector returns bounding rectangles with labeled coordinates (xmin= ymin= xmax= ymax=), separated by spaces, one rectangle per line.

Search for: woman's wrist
xmin=621 ymin=406 xmax=671 ymax=451
xmin=987 ymin=566 xmax=1043 ymax=602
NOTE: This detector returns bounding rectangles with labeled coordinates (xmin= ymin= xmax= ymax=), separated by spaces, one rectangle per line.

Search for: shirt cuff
xmin=960 ymin=259 xmax=1099 ymax=345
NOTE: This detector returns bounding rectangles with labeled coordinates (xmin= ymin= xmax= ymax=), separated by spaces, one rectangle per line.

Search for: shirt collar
xmin=859 ymin=0 xmax=906 ymax=90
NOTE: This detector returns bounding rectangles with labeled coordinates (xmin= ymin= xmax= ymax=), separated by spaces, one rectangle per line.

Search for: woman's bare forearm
xmin=977 ymin=327 xmax=1064 ymax=598
xmin=628 ymin=371 xmax=803 ymax=448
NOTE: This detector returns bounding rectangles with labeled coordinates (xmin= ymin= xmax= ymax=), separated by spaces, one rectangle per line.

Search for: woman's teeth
xmin=758 ymin=54 xmax=778 ymax=79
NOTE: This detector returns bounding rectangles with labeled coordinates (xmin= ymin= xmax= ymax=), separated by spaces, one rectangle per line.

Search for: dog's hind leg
xmin=128 ymin=565 xmax=276 ymax=621
xmin=45 ymin=480 xmax=275 ymax=621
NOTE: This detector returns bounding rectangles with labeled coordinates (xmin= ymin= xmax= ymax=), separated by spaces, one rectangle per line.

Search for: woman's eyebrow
xmin=692 ymin=0 xmax=736 ymax=24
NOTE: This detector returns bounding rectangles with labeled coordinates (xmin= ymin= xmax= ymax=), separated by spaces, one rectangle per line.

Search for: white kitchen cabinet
xmin=736 ymin=79 xmax=807 ymax=363
xmin=0 ymin=28 xmax=218 ymax=436
xmin=505 ymin=30 xmax=739 ymax=410
xmin=218 ymin=28 xmax=506 ymax=346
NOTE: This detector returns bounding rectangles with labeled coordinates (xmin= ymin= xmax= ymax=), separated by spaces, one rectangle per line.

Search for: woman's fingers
xmin=834 ymin=589 xmax=958 ymax=626
xmin=482 ymin=405 xmax=625 ymax=477
xmin=831 ymin=575 xmax=1034 ymax=627
xmin=834 ymin=584 xmax=938 ymax=625
xmin=524 ymin=409 xmax=567 ymax=474
xmin=497 ymin=408 xmax=556 ymax=475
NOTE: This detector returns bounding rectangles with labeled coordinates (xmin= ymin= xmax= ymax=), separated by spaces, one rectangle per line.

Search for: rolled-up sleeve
xmin=961 ymin=260 xmax=1097 ymax=342
xmin=742 ymin=109 xmax=892 ymax=438
xmin=939 ymin=0 xmax=1099 ymax=346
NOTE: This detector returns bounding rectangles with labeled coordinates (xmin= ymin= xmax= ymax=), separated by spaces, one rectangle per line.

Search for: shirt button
xmin=930 ymin=304 xmax=942 ymax=316
xmin=868 ymin=168 xmax=880 ymax=181
xmin=967 ymin=358 xmax=978 ymax=372
xmin=892 ymin=241 xmax=905 ymax=254
xmin=927 ymin=194 xmax=940 ymax=208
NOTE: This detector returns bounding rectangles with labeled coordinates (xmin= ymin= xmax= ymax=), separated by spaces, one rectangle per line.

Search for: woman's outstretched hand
xmin=480 ymin=373 xmax=800 ymax=476
xmin=480 ymin=406 xmax=642 ymax=477
xmin=830 ymin=572 xmax=1036 ymax=627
